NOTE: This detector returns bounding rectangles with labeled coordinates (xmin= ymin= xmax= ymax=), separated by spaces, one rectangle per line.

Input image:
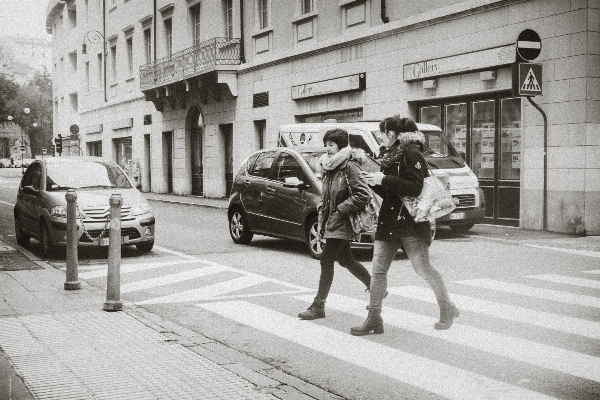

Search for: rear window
xmin=46 ymin=160 xmax=132 ymax=191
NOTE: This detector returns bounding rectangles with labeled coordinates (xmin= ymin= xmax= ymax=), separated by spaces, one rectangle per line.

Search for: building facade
xmin=46 ymin=0 xmax=600 ymax=235
xmin=0 ymin=36 xmax=52 ymax=84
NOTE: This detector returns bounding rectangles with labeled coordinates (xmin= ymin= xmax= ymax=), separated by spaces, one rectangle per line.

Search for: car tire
xmin=40 ymin=222 xmax=55 ymax=257
xmin=450 ymin=222 xmax=475 ymax=234
xmin=229 ymin=209 xmax=254 ymax=244
xmin=136 ymin=240 xmax=154 ymax=253
xmin=306 ymin=215 xmax=325 ymax=260
xmin=14 ymin=215 xmax=30 ymax=246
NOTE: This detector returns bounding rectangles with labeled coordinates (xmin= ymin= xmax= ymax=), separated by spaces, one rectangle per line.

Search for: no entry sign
xmin=517 ymin=29 xmax=541 ymax=61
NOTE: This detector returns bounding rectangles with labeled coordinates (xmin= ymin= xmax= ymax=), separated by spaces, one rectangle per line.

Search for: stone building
xmin=46 ymin=0 xmax=600 ymax=235
xmin=0 ymin=36 xmax=52 ymax=84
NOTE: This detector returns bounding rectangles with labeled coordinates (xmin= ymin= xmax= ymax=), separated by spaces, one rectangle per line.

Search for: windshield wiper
xmin=78 ymin=185 xmax=116 ymax=189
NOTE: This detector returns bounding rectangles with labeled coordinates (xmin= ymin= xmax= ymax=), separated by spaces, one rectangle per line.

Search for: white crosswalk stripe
xmin=78 ymin=259 xmax=200 ymax=279
xmin=295 ymin=293 xmax=600 ymax=382
xmin=199 ymin=301 xmax=558 ymax=400
xmin=526 ymin=274 xmax=600 ymax=289
xmin=583 ymin=270 xmax=600 ymax=275
xmin=121 ymin=264 xmax=226 ymax=293
xmin=389 ymin=285 xmax=600 ymax=340
xmin=456 ymin=279 xmax=600 ymax=308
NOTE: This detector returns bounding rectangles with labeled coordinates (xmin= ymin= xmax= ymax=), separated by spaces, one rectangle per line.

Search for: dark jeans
xmin=316 ymin=238 xmax=371 ymax=300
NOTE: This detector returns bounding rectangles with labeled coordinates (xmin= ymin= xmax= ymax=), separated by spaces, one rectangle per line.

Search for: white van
xmin=278 ymin=121 xmax=485 ymax=233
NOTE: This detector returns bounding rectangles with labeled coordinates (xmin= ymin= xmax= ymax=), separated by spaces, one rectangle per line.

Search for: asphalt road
xmin=1 ymin=169 xmax=599 ymax=400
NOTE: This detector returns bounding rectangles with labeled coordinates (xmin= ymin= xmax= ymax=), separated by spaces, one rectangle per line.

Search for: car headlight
xmin=132 ymin=201 xmax=152 ymax=216
xmin=50 ymin=205 xmax=67 ymax=218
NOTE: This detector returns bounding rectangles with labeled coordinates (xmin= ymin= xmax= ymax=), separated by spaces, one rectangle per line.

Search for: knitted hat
xmin=323 ymin=128 xmax=349 ymax=149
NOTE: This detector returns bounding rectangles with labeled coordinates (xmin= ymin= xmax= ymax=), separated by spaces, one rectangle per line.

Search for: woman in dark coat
xmin=298 ymin=128 xmax=372 ymax=320
xmin=351 ymin=116 xmax=459 ymax=335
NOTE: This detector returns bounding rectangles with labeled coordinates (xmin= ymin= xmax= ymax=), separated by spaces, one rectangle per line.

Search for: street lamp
xmin=21 ymin=107 xmax=31 ymax=174
xmin=83 ymin=30 xmax=107 ymax=102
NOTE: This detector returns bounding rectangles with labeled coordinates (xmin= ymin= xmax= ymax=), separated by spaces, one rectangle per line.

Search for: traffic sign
xmin=70 ymin=124 xmax=80 ymax=135
xmin=19 ymin=145 xmax=26 ymax=152
xmin=515 ymin=63 xmax=543 ymax=96
xmin=516 ymin=29 xmax=541 ymax=61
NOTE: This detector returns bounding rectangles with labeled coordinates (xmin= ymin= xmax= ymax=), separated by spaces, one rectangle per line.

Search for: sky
xmin=0 ymin=0 xmax=51 ymax=40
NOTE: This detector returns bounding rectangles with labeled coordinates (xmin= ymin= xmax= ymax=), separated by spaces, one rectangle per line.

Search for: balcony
xmin=140 ymin=37 xmax=241 ymax=110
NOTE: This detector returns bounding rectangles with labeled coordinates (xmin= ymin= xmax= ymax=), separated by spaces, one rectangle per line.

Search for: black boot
xmin=434 ymin=301 xmax=460 ymax=330
xmin=298 ymin=299 xmax=325 ymax=320
xmin=350 ymin=308 xmax=384 ymax=336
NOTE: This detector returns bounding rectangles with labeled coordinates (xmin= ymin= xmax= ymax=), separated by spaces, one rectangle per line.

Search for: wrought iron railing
xmin=140 ymin=37 xmax=241 ymax=91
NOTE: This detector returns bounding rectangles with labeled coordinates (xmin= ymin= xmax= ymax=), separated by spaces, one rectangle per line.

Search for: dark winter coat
xmin=371 ymin=134 xmax=432 ymax=244
xmin=320 ymin=149 xmax=370 ymax=241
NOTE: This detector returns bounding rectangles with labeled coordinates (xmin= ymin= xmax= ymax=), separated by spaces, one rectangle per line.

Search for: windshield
xmin=373 ymin=129 xmax=465 ymax=169
xmin=46 ymin=160 xmax=132 ymax=191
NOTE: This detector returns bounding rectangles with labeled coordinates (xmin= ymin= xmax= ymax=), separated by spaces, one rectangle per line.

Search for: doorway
xmin=418 ymin=94 xmax=521 ymax=226
xmin=189 ymin=106 xmax=204 ymax=196
xmin=162 ymin=131 xmax=173 ymax=193
xmin=221 ymin=124 xmax=233 ymax=197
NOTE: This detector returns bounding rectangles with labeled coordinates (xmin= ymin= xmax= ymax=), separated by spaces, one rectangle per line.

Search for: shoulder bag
xmin=344 ymin=172 xmax=379 ymax=233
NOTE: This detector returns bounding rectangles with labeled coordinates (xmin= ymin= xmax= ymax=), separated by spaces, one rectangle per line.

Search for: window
xmin=254 ymin=120 xmax=266 ymax=149
xmin=84 ymin=61 xmax=90 ymax=91
xmin=110 ymin=44 xmax=117 ymax=81
xmin=69 ymin=93 xmax=78 ymax=112
xmin=69 ymin=52 xmax=77 ymax=73
xmin=274 ymin=153 xmax=305 ymax=182
xmin=258 ymin=0 xmax=269 ymax=29
xmin=126 ymin=37 xmax=133 ymax=75
xmin=143 ymin=28 xmax=152 ymax=64
xmin=191 ymin=5 xmax=201 ymax=45
xmin=85 ymin=0 xmax=89 ymax=23
xmin=164 ymin=19 xmax=173 ymax=56
xmin=301 ymin=0 xmax=314 ymax=14
xmin=68 ymin=8 xmax=77 ymax=29
xmin=225 ymin=0 xmax=233 ymax=39
xmin=250 ymin=151 xmax=276 ymax=178
xmin=96 ymin=53 xmax=103 ymax=86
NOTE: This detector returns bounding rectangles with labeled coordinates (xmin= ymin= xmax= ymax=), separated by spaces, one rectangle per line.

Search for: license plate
xmin=101 ymin=237 xmax=110 ymax=246
xmin=94 ymin=236 xmax=129 ymax=245
xmin=449 ymin=212 xmax=465 ymax=220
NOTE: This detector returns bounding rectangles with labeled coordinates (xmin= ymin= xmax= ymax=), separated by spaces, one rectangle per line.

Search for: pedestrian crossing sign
xmin=514 ymin=62 xmax=543 ymax=96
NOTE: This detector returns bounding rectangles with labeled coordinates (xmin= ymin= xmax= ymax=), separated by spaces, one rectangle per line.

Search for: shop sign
xmin=403 ymin=44 xmax=516 ymax=82
xmin=291 ymin=73 xmax=366 ymax=100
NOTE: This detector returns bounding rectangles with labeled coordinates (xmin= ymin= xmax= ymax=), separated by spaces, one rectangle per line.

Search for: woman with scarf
xmin=298 ymin=128 xmax=372 ymax=320
xmin=351 ymin=116 xmax=459 ymax=335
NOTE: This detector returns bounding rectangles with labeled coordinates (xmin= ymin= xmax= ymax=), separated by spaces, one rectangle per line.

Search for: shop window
xmin=115 ymin=137 xmax=132 ymax=171
xmin=471 ymin=100 xmax=495 ymax=180
xmin=444 ymin=103 xmax=467 ymax=158
xmin=500 ymin=98 xmax=521 ymax=181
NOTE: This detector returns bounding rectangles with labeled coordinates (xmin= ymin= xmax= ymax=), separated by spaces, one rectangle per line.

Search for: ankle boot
xmin=434 ymin=301 xmax=460 ymax=330
xmin=298 ymin=299 xmax=325 ymax=320
xmin=350 ymin=308 xmax=384 ymax=336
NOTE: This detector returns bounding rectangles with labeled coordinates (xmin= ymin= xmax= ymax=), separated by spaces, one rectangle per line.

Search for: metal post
xmin=64 ymin=189 xmax=81 ymax=290
xmin=104 ymin=193 xmax=123 ymax=311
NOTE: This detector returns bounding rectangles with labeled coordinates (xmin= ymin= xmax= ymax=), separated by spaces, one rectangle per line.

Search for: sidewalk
xmin=0 ymin=240 xmax=342 ymax=400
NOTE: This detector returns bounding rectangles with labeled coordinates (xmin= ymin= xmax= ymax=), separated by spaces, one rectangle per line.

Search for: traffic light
xmin=55 ymin=134 xmax=62 ymax=154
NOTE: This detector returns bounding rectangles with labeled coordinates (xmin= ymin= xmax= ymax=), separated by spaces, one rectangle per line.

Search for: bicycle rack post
xmin=103 ymin=193 xmax=123 ymax=311
xmin=64 ymin=189 xmax=80 ymax=290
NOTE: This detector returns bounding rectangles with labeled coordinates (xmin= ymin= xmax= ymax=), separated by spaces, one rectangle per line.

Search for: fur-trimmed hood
xmin=320 ymin=147 xmax=367 ymax=171
xmin=396 ymin=131 xmax=425 ymax=151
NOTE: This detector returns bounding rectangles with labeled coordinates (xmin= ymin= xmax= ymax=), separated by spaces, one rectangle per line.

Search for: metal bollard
xmin=64 ymin=189 xmax=81 ymax=290
xmin=103 ymin=193 xmax=123 ymax=311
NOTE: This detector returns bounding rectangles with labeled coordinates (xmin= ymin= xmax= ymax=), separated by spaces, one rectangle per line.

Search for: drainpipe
xmin=381 ymin=0 xmax=389 ymax=23
xmin=527 ymin=96 xmax=548 ymax=231
xmin=103 ymin=0 xmax=107 ymax=102
xmin=239 ymin=0 xmax=246 ymax=63
xmin=153 ymin=0 xmax=157 ymax=62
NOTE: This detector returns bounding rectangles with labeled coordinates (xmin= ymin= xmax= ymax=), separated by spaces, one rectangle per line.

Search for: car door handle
xmin=244 ymin=180 xmax=251 ymax=186
xmin=266 ymin=187 xmax=275 ymax=192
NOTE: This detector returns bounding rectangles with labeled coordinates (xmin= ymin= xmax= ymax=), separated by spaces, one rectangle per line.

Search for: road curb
xmin=146 ymin=198 xmax=228 ymax=210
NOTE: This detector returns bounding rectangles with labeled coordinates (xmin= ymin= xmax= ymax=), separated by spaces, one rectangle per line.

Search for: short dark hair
xmin=323 ymin=128 xmax=349 ymax=149
xmin=379 ymin=115 xmax=418 ymax=134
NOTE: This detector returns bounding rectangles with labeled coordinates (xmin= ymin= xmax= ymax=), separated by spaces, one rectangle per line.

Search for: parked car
xmin=14 ymin=156 xmax=155 ymax=257
xmin=228 ymin=147 xmax=399 ymax=258
xmin=0 ymin=158 xmax=11 ymax=168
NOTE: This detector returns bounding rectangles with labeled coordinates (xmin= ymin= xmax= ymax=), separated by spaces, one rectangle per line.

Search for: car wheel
xmin=306 ymin=216 xmax=325 ymax=259
xmin=450 ymin=222 xmax=475 ymax=234
xmin=40 ymin=222 xmax=55 ymax=257
xmin=136 ymin=240 xmax=154 ymax=253
xmin=14 ymin=215 xmax=30 ymax=246
xmin=229 ymin=209 xmax=254 ymax=244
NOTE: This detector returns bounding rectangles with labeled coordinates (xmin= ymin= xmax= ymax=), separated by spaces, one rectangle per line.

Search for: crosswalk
xmin=72 ymin=249 xmax=600 ymax=399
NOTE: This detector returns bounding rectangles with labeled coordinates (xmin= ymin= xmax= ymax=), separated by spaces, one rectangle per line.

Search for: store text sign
xmin=292 ymin=73 xmax=366 ymax=100
xmin=403 ymin=44 xmax=516 ymax=82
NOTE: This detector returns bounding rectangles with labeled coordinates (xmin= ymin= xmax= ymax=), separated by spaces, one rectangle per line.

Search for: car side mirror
xmin=283 ymin=177 xmax=308 ymax=189
xmin=23 ymin=186 xmax=39 ymax=196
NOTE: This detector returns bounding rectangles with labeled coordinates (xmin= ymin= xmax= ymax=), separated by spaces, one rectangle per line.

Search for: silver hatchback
xmin=14 ymin=157 xmax=155 ymax=257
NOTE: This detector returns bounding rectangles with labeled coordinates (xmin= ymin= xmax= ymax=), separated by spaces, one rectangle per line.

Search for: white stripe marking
xmin=121 ymin=264 xmax=226 ymax=293
xmin=0 ymin=200 xmax=13 ymax=206
xmin=390 ymin=286 xmax=600 ymax=340
xmin=457 ymin=279 xmax=600 ymax=308
xmin=200 ymin=301 xmax=557 ymax=400
xmin=469 ymin=236 xmax=600 ymax=259
xmin=584 ymin=270 xmax=600 ymax=275
xmin=526 ymin=274 xmax=600 ymax=289
xmin=78 ymin=259 xmax=200 ymax=279
xmin=518 ymin=41 xmax=541 ymax=49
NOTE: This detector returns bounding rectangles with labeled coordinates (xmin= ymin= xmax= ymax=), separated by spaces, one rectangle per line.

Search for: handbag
xmin=344 ymin=172 xmax=380 ymax=233
xmin=400 ymin=162 xmax=456 ymax=223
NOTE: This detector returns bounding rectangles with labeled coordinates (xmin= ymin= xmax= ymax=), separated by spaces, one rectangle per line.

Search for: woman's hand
xmin=361 ymin=171 xmax=384 ymax=186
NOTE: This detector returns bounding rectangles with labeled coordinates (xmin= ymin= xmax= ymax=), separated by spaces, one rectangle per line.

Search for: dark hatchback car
xmin=227 ymin=147 xmax=381 ymax=258
xmin=14 ymin=157 xmax=155 ymax=257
